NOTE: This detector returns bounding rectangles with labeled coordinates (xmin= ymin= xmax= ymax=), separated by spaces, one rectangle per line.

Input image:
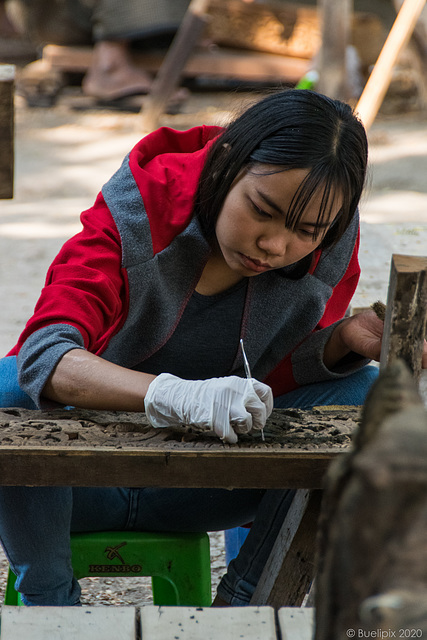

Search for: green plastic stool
xmin=4 ymin=530 xmax=211 ymax=607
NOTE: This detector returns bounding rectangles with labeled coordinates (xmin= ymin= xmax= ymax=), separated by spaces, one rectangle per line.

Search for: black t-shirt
xmin=137 ymin=279 xmax=248 ymax=380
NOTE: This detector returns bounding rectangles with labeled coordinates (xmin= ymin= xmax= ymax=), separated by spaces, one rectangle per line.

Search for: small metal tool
xmin=240 ymin=339 xmax=265 ymax=441
xmin=240 ymin=338 xmax=251 ymax=380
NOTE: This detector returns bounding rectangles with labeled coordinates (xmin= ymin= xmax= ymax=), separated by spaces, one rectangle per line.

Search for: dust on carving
xmin=0 ymin=407 xmax=360 ymax=451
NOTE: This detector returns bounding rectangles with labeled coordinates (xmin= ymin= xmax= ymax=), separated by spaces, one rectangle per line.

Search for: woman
xmin=0 ymin=89 xmax=397 ymax=606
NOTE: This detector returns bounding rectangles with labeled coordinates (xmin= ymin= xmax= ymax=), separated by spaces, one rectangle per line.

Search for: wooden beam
xmin=380 ymin=254 xmax=427 ymax=383
xmin=317 ymin=0 xmax=353 ymax=100
xmin=0 ymin=64 xmax=14 ymax=199
xmin=356 ymin=0 xmax=426 ymax=130
xmin=0 ymin=443 xmax=336 ymax=489
xmin=250 ymin=490 xmax=322 ymax=607
xmin=42 ymin=44 xmax=308 ymax=83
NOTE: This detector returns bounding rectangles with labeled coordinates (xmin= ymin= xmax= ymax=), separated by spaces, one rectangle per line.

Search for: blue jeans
xmin=0 ymin=356 xmax=37 ymax=409
xmin=0 ymin=356 xmax=378 ymax=605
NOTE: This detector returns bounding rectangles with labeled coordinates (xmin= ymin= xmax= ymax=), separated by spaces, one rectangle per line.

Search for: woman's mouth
xmin=240 ymin=254 xmax=273 ymax=273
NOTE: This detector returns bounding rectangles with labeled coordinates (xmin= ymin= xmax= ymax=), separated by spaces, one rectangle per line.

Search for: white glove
xmin=144 ymin=373 xmax=273 ymax=444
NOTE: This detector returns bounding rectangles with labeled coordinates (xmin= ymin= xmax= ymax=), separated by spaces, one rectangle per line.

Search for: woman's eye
xmin=297 ymin=227 xmax=318 ymax=239
xmin=252 ymin=202 xmax=272 ymax=219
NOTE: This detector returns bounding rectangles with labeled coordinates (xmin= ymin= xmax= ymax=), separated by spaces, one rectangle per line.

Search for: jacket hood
xmin=128 ymin=125 xmax=223 ymax=254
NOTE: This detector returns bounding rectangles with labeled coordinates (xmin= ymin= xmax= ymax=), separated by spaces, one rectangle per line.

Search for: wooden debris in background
xmin=0 ymin=64 xmax=14 ymax=199
xmin=205 ymin=0 xmax=321 ymax=60
xmin=380 ymin=254 xmax=427 ymax=383
xmin=371 ymin=300 xmax=386 ymax=321
xmin=205 ymin=0 xmax=386 ymax=75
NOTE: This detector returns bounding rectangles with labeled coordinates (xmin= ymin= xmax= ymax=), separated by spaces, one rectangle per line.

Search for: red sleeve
xmin=8 ymin=194 xmax=129 ymax=356
xmin=264 ymin=234 xmax=361 ymax=396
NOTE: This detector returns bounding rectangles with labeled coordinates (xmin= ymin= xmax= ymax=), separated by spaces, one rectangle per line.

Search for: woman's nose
xmin=257 ymin=229 xmax=289 ymax=257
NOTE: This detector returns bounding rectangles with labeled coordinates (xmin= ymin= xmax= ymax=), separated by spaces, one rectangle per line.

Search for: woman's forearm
xmin=42 ymin=349 xmax=156 ymax=411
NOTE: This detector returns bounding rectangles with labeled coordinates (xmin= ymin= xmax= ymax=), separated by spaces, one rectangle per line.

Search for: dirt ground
xmin=0 ymin=87 xmax=427 ymax=606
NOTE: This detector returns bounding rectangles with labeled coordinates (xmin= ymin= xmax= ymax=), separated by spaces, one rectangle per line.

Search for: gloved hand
xmin=144 ymin=373 xmax=273 ymax=444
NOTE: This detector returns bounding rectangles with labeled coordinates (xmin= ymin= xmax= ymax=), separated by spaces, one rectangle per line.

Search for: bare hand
xmin=336 ymin=310 xmax=384 ymax=362
xmin=333 ymin=310 xmax=427 ymax=369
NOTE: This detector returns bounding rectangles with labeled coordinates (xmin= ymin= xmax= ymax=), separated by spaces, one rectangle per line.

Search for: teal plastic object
xmin=5 ymin=530 xmax=211 ymax=607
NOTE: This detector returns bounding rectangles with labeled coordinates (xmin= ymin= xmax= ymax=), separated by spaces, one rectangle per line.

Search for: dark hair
xmin=193 ymin=89 xmax=368 ymax=256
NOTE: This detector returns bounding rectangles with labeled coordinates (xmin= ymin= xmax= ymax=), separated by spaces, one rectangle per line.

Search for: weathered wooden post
xmin=0 ymin=64 xmax=14 ymax=199
xmin=380 ymin=254 xmax=427 ymax=384
xmin=315 ymin=359 xmax=427 ymax=639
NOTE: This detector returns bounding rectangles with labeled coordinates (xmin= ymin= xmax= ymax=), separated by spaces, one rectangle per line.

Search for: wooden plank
xmin=175 ymin=48 xmax=308 ymax=82
xmin=0 ymin=406 xmax=359 ymax=449
xmin=42 ymin=44 xmax=309 ymax=83
xmin=278 ymin=607 xmax=314 ymax=640
xmin=250 ymin=489 xmax=311 ymax=604
xmin=304 ymin=579 xmax=316 ymax=607
xmin=0 ymin=407 xmax=358 ymax=488
xmin=317 ymin=0 xmax=352 ymax=100
xmin=1 ymin=606 xmax=136 ymax=640
xmin=250 ymin=490 xmax=322 ymax=607
xmin=0 ymin=64 xmax=14 ymax=199
xmin=356 ymin=0 xmax=427 ymax=130
xmin=43 ymin=44 xmax=94 ymax=72
xmin=140 ymin=606 xmax=277 ymax=640
xmin=0 ymin=445 xmax=335 ymax=488
xmin=380 ymin=254 xmax=427 ymax=383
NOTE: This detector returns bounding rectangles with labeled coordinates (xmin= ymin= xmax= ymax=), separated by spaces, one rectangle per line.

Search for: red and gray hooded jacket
xmin=9 ymin=125 xmax=365 ymax=407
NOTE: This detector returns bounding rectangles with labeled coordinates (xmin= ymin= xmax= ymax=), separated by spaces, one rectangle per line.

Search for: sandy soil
xmin=0 ymin=90 xmax=427 ymax=606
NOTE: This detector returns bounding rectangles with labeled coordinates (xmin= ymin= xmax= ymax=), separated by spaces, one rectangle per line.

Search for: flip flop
xmin=95 ymin=87 xmax=190 ymax=114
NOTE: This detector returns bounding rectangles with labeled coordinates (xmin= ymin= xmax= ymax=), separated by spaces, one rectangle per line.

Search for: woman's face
xmin=214 ymin=165 xmax=342 ymax=277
